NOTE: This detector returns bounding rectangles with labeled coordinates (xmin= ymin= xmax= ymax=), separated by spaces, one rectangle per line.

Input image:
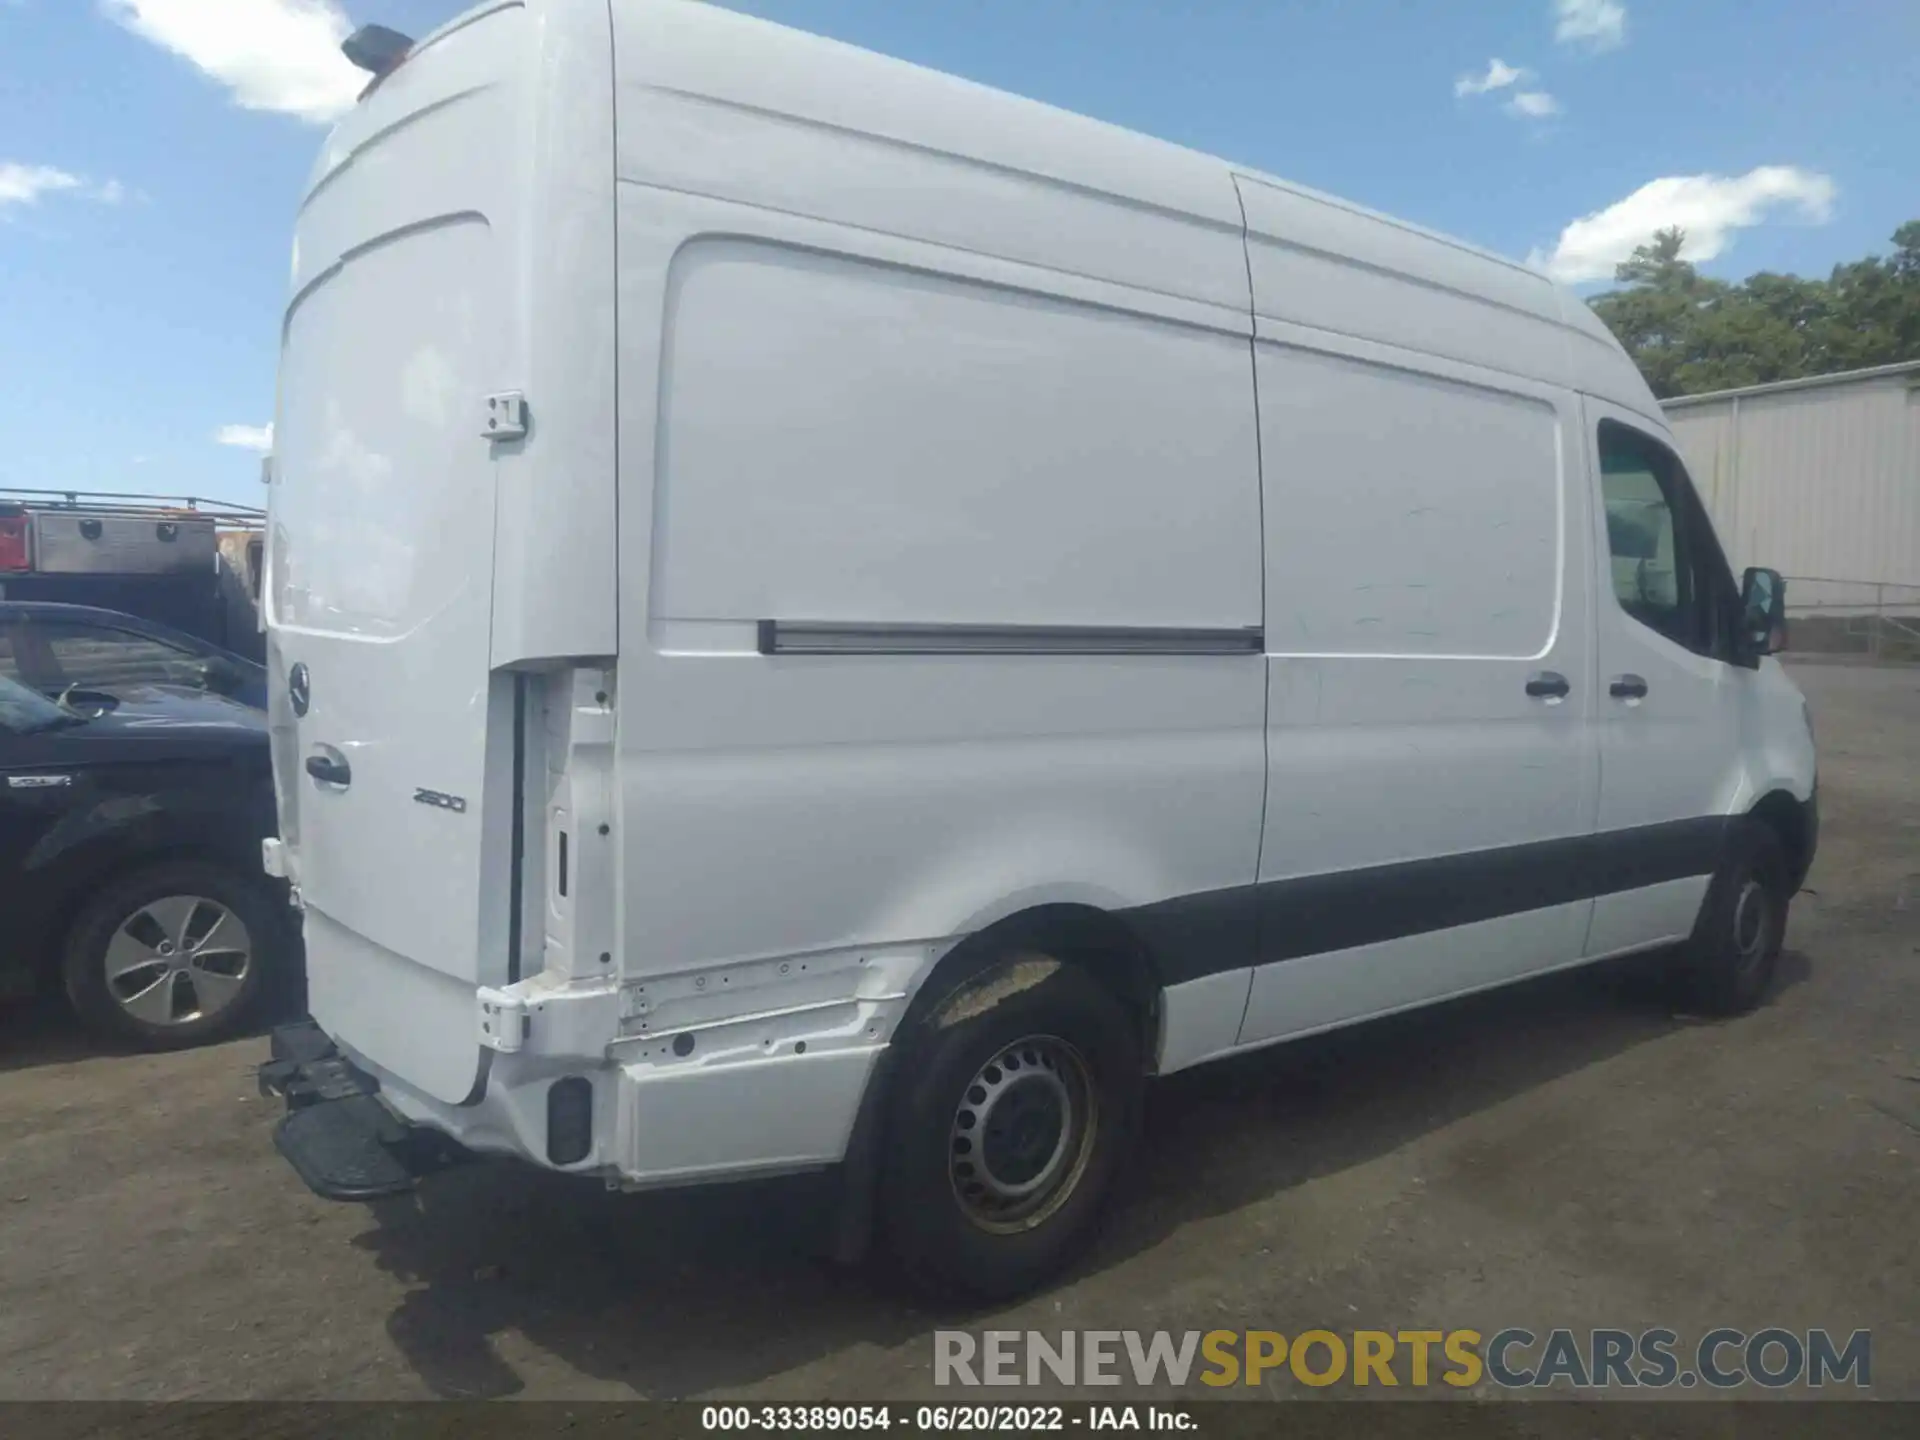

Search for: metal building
xmin=1662 ymin=360 xmax=1920 ymax=597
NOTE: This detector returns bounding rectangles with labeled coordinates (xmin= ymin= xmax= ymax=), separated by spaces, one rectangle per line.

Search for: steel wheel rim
xmin=103 ymin=895 xmax=253 ymax=1028
xmin=1731 ymin=878 xmax=1772 ymax=973
xmin=949 ymin=1035 xmax=1098 ymax=1234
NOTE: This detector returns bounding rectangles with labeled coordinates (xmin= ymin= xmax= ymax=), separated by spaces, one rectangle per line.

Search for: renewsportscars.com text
xmin=934 ymin=1328 xmax=1871 ymax=1391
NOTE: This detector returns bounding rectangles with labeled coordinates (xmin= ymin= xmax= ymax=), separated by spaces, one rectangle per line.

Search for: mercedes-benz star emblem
xmin=288 ymin=662 xmax=311 ymax=717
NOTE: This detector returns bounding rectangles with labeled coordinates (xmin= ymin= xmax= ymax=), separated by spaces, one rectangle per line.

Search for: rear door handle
xmin=1609 ymin=674 xmax=1649 ymax=701
xmin=305 ymin=755 xmax=351 ymax=787
xmin=1525 ymin=671 xmax=1570 ymax=700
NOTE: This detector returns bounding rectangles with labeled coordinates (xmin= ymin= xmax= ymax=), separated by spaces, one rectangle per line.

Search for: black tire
xmin=62 ymin=860 xmax=286 ymax=1051
xmin=878 ymin=952 xmax=1142 ymax=1303
xmin=1670 ymin=821 xmax=1789 ymax=1017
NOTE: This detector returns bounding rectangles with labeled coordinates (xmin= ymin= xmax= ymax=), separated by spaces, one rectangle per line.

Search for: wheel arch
xmin=1746 ymin=787 xmax=1813 ymax=893
xmin=26 ymin=828 xmax=274 ymax=985
xmin=828 ymin=897 xmax=1166 ymax=1268
xmin=902 ymin=901 xmax=1164 ymax=1058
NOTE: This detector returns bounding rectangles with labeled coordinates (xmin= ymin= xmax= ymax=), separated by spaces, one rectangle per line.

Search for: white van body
xmin=265 ymin=0 xmax=1816 ymax=1208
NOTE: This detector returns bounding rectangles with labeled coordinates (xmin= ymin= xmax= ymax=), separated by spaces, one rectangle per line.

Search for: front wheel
xmin=878 ymin=953 xmax=1142 ymax=1302
xmin=1671 ymin=822 xmax=1789 ymax=1017
xmin=62 ymin=860 xmax=286 ymax=1050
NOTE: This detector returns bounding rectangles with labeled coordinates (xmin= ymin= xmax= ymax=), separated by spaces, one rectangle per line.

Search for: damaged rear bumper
xmin=258 ymin=1021 xmax=469 ymax=1201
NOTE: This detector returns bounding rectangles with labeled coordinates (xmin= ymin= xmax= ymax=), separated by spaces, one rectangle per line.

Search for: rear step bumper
xmin=258 ymin=1021 xmax=469 ymax=1201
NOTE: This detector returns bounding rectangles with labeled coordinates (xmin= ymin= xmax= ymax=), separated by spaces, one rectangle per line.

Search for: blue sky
xmin=2 ymin=0 xmax=1914 ymax=508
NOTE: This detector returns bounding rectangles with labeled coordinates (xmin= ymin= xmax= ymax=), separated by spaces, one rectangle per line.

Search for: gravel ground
xmin=1 ymin=661 xmax=1914 ymax=1402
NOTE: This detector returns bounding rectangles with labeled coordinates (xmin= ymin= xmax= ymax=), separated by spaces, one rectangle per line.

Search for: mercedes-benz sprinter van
xmin=258 ymin=0 xmax=1817 ymax=1300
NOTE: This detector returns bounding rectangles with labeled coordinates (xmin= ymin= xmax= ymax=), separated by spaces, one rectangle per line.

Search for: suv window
xmin=38 ymin=621 xmax=204 ymax=693
xmin=1597 ymin=420 xmax=1735 ymax=660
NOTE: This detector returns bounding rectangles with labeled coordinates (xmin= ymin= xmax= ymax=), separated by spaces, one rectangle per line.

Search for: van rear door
xmin=266 ymin=7 xmax=528 ymax=1104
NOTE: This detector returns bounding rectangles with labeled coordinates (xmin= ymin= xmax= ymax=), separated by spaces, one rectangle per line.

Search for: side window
xmin=1597 ymin=420 xmax=1732 ymax=659
xmin=39 ymin=623 xmax=203 ymax=692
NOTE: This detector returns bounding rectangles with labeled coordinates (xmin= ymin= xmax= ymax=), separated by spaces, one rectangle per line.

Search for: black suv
xmin=0 ymin=672 xmax=293 ymax=1049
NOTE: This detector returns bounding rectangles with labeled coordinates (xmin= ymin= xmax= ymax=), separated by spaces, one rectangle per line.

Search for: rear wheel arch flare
xmin=904 ymin=902 xmax=1162 ymax=1058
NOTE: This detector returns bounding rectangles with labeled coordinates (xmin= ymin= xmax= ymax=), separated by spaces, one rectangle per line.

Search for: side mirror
xmin=1740 ymin=567 xmax=1787 ymax=656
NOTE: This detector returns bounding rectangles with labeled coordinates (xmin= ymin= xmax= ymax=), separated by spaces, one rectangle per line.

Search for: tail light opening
xmin=0 ymin=516 xmax=30 ymax=572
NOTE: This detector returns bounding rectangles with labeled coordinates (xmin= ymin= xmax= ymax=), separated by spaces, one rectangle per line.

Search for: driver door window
xmin=1597 ymin=420 xmax=1731 ymax=662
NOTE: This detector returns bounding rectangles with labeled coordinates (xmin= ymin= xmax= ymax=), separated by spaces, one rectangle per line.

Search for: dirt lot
xmin=1 ymin=661 xmax=1914 ymax=1402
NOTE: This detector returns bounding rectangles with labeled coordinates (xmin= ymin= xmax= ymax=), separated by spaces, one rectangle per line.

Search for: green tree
xmin=1588 ymin=222 xmax=1920 ymax=399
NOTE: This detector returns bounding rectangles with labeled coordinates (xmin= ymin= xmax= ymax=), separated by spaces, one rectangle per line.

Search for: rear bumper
xmin=264 ymin=1010 xmax=888 ymax=1197
xmin=291 ymin=938 xmax=927 ymax=1191
xmin=258 ymin=1022 xmax=468 ymax=1201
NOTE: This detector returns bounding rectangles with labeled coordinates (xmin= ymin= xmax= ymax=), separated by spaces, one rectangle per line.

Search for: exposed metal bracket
xmin=483 ymin=391 xmax=528 ymax=442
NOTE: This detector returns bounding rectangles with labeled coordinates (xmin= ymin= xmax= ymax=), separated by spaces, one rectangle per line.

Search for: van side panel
xmin=1236 ymin=176 xmax=1572 ymax=388
xmin=611 ymin=0 xmax=1247 ymax=313
xmin=613 ymin=184 xmax=1265 ymax=1000
xmin=651 ymin=241 xmax=1258 ymax=631
xmin=601 ymin=3 xmax=1270 ymax=1089
xmin=1234 ymin=332 xmax=1600 ymax=1054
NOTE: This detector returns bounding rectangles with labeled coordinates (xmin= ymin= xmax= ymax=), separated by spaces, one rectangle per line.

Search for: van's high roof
xmin=315 ymin=0 xmax=1653 ymax=424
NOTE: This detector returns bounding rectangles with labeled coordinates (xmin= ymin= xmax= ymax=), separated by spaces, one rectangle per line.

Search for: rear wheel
xmin=1670 ymin=821 xmax=1789 ymax=1017
xmin=62 ymin=860 xmax=285 ymax=1050
xmin=879 ymin=952 xmax=1142 ymax=1302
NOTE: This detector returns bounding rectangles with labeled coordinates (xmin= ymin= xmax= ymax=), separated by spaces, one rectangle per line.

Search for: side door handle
xmin=305 ymin=754 xmax=352 ymax=787
xmin=1609 ymin=674 xmax=1650 ymax=701
xmin=1525 ymin=671 xmax=1571 ymax=700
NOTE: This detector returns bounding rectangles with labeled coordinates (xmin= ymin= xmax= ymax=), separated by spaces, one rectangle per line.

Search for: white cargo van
xmin=259 ymin=0 xmax=1818 ymax=1299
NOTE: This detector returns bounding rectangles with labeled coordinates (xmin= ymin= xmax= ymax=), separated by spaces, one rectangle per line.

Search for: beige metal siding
xmin=1666 ymin=370 xmax=1920 ymax=586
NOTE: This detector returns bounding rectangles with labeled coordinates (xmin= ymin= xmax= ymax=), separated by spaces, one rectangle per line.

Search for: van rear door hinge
xmin=477 ymin=987 xmax=528 ymax=1053
xmin=483 ymin=391 xmax=528 ymax=442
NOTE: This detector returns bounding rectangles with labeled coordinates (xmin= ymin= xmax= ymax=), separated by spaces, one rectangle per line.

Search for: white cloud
xmin=1554 ymin=0 xmax=1627 ymax=52
xmin=0 ymin=163 xmax=82 ymax=206
xmin=1455 ymin=58 xmax=1526 ymax=97
xmin=1507 ymin=91 xmax=1561 ymax=119
xmin=1529 ymin=166 xmax=1837 ymax=284
xmin=216 ymin=423 xmax=275 ymax=453
xmin=103 ymin=0 xmax=364 ymax=124
xmin=0 ymin=162 xmax=124 ymax=208
xmin=1455 ymin=62 xmax=1557 ymax=122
